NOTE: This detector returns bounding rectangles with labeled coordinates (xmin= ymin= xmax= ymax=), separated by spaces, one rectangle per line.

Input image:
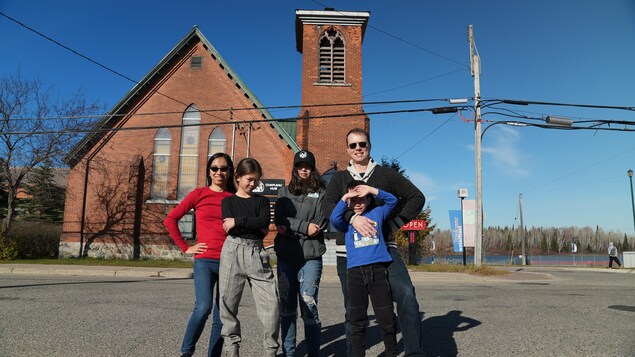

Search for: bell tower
xmin=295 ymin=9 xmax=370 ymax=173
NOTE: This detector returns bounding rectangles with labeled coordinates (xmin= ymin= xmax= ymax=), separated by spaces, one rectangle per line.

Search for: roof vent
xmin=190 ymin=56 xmax=202 ymax=69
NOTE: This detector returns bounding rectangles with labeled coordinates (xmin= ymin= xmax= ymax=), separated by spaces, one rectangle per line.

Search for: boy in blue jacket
xmin=329 ymin=180 xmax=398 ymax=357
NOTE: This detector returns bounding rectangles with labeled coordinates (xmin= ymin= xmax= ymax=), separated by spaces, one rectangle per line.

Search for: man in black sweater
xmin=323 ymin=128 xmax=425 ymax=356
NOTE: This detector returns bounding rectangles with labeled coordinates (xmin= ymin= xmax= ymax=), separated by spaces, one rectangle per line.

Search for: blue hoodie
xmin=330 ymin=189 xmax=397 ymax=269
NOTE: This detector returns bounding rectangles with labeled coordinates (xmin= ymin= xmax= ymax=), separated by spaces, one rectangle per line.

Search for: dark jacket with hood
xmin=274 ymin=185 xmax=328 ymax=265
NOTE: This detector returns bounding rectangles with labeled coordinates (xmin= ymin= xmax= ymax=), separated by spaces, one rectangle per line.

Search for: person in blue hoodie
xmin=329 ymin=180 xmax=398 ymax=357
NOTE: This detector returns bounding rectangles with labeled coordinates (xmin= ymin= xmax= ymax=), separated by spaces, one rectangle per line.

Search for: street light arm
xmin=481 ymin=121 xmax=529 ymax=140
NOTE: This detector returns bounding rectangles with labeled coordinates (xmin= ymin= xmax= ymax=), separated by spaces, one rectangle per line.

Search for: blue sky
xmin=2 ymin=1 xmax=634 ymax=234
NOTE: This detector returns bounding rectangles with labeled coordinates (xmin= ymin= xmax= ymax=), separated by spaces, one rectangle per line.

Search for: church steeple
xmin=295 ymin=9 xmax=370 ymax=172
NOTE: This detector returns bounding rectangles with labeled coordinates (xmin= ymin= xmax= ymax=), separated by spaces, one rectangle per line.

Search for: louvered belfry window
xmin=319 ymin=28 xmax=345 ymax=83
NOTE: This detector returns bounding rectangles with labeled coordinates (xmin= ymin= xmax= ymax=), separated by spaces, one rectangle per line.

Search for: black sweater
xmin=221 ymin=194 xmax=270 ymax=240
xmin=322 ymin=164 xmax=425 ymax=246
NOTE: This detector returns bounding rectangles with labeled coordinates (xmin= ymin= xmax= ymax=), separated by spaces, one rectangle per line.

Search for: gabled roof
xmin=64 ymin=26 xmax=298 ymax=167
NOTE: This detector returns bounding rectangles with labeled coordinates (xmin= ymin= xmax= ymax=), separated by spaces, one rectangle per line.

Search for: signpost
xmin=401 ymin=219 xmax=427 ymax=265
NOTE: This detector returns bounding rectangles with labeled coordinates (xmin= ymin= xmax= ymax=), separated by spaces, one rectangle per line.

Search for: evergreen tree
xmin=550 ymin=235 xmax=559 ymax=253
xmin=622 ymin=234 xmax=630 ymax=252
xmin=540 ymin=234 xmax=548 ymax=253
xmin=19 ymin=159 xmax=65 ymax=223
xmin=380 ymin=156 xmax=408 ymax=179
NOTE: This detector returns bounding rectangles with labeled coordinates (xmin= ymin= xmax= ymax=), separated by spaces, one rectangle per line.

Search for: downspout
xmin=247 ymin=123 xmax=252 ymax=158
xmin=78 ymin=157 xmax=91 ymax=257
xmin=231 ymin=123 xmax=236 ymax=162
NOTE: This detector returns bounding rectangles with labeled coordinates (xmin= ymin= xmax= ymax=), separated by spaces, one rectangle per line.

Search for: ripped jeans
xmin=277 ymin=258 xmax=322 ymax=357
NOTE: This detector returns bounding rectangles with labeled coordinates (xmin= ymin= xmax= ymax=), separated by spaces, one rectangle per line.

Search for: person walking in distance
xmin=274 ymin=150 xmax=328 ymax=357
xmin=323 ymin=128 xmax=426 ymax=356
xmin=219 ymin=158 xmax=279 ymax=357
xmin=163 ymin=152 xmax=236 ymax=357
xmin=608 ymin=241 xmax=622 ymax=269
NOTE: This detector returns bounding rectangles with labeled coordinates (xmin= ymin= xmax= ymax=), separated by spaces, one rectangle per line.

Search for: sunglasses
xmin=210 ymin=166 xmax=229 ymax=173
xmin=348 ymin=141 xmax=368 ymax=150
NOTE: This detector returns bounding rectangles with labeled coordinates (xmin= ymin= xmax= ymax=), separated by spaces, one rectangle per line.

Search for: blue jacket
xmin=330 ymin=189 xmax=397 ymax=269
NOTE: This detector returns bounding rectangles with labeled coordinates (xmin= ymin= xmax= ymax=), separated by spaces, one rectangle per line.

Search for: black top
xmin=221 ymin=194 xmax=270 ymax=240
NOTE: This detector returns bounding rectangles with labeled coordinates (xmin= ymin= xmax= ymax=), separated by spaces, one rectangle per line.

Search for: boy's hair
xmin=346 ymin=180 xmax=367 ymax=191
xmin=346 ymin=180 xmax=376 ymax=209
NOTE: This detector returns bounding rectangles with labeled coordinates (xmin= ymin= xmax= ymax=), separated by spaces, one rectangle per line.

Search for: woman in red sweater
xmin=164 ymin=152 xmax=235 ymax=357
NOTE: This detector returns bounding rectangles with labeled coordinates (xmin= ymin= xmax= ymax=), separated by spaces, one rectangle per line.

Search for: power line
xmin=310 ymin=1 xmax=469 ymax=67
xmin=394 ymin=113 xmax=457 ymax=160
xmin=524 ymin=145 xmax=635 ymax=195
xmin=527 ymin=174 xmax=624 ymax=197
xmin=489 ymin=98 xmax=635 ymax=112
xmin=0 ymin=10 xmax=228 ymax=124
xmin=3 ymin=106 xmax=465 ymax=136
xmin=364 ymin=68 xmax=468 ymax=98
xmin=6 ymin=98 xmax=453 ymax=121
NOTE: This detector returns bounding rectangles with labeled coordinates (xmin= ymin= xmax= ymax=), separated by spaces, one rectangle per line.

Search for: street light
xmin=628 ymin=169 xmax=635 ymax=233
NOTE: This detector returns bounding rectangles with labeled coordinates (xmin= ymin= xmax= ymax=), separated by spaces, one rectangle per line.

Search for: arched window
xmin=319 ymin=28 xmax=345 ymax=83
xmin=208 ymin=128 xmax=226 ymax=159
xmin=177 ymin=105 xmax=201 ymax=200
xmin=151 ymin=128 xmax=170 ymax=199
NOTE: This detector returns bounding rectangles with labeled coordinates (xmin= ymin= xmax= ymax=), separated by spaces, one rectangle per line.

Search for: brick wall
xmin=296 ymin=23 xmax=368 ymax=173
xmin=61 ymin=40 xmax=292 ymax=258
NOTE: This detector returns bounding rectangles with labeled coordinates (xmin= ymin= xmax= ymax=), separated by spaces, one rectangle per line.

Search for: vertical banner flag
xmin=449 ymin=210 xmax=463 ymax=253
xmin=462 ymin=199 xmax=476 ymax=247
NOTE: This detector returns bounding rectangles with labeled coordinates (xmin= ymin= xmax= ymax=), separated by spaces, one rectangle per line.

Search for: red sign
xmin=401 ymin=219 xmax=427 ymax=231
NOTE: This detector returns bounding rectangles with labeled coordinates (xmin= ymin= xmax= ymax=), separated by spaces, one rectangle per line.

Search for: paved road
xmin=0 ymin=266 xmax=633 ymax=356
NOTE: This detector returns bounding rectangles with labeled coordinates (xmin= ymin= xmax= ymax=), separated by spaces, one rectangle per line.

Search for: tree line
xmin=427 ymin=225 xmax=633 ymax=256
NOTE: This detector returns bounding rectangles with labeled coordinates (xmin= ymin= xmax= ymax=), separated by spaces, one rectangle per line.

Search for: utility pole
xmin=469 ymin=25 xmax=483 ymax=266
xmin=519 ymin=193 xmax=526 ymax=265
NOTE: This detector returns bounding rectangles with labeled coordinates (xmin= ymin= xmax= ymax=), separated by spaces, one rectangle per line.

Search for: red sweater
xmin=163 ymin=187 xmax=232 ymax=260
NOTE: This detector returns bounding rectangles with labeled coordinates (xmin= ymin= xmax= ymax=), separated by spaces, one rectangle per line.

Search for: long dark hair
xmin=235 ymin=157 xmax=262 ymax=179
xmin=206 ymin=152 xmax=236 ymax=193
xmin=288 ymin=164 xmax=325 ymax=195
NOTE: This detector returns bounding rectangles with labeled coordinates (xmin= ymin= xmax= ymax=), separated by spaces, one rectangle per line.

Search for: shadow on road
xmin=422 ymin=310 xmax=481 ymax=357
xmin=315 ymin=313 xmax=414 ymax=356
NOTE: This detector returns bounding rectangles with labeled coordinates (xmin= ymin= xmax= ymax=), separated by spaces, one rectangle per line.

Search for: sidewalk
xmin=0 ymin=263 xmax=194 ymax=279
xmin=0 ymin=263 xmax=630 ymax=280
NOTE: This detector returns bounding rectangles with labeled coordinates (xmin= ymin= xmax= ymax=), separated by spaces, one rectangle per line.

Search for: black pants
xmin=609 ymin=256 xmax=621 ymax=268
xmin=347 ymin=263 xmax=397 ymax=357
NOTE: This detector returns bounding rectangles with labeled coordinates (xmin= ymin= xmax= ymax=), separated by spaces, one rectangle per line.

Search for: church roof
xmin=64 ymin=26 xmax=298 ymax=166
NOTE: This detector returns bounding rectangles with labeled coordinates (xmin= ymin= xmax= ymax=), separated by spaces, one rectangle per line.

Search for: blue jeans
xmin=277 ymin=258 xmax=322 ymax=357
xmin=337 ymin=247 xmax=425 ymax=356
xmin=181 ymin=258 xmax=223 ymax=357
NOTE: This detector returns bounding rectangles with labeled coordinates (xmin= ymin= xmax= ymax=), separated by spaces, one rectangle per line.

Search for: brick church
xmin=59 ymin=9 xmax=370 ymax=259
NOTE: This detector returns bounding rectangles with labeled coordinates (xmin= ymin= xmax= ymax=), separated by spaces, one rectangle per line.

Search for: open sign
xmin=401 ymin=220 xmax=427 ymax=231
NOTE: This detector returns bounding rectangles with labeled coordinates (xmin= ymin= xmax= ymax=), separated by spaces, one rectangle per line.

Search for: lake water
xmin=421 ymin=254 xmax=619 ymax=267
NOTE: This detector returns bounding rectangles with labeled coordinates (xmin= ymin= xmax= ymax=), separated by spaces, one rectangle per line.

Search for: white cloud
xmin=406 ymin=170 xmax=465 ymax=203
xmin=481 ymin=126 xmax=529 ymax=178
xmin=407 ymin=170 xmax=436 ymax=193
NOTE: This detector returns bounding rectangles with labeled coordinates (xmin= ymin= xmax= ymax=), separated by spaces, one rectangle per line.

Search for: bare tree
xmin=0 ymin=71 xmax=99 ymax=234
